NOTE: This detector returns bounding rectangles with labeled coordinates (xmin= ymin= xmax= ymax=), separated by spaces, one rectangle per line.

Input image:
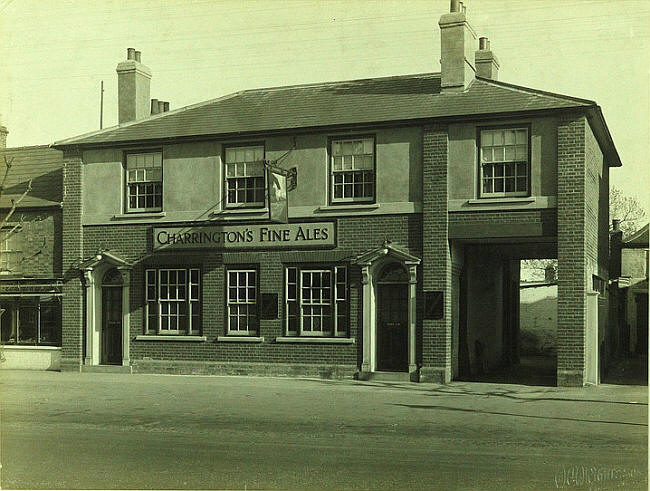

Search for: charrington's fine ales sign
xmin=153 ymin=222 xmax=335 ymax=251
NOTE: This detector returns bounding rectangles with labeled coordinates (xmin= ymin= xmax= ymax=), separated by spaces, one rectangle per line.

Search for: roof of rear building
xmin=53 ymin=73 xmax=598 ymax=147
xmin=0 ymin=145 xmax=63 ymax=208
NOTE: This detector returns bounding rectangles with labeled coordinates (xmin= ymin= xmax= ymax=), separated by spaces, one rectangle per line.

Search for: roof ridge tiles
xmin=239 ymin=72 xmax=442 ymax=94
xmin=475 ymin=76 xmax=596 ymax=106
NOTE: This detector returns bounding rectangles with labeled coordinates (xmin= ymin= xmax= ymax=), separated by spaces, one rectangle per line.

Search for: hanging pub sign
xmin=267 ymin=165 xmax=288 ymax=223
xmin=153 ymin=222 xmax=336 ymax=251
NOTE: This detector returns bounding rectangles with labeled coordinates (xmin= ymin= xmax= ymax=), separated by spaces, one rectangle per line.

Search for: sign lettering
xmin=153 ymin=222 xmax=335 ymax=251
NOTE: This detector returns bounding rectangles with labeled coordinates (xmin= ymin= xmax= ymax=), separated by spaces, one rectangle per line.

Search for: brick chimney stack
xmin=475 ymin=36 xmax=500 ymax=80
xmin=439 ymin=0 xmax=477 ymax=92
xmin=116 ymin=48 xmax=152 ymax=124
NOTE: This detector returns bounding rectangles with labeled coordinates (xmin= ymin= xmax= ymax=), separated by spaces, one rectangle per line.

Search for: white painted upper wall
xmin=81 ymin=126 xmax=423 ymax=225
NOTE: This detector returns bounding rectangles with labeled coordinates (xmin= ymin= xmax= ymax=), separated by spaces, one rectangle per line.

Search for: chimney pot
xmin=479 ymin=37 xmax=489 ymax=50
xmin=439 ymin=2 xmax=477 ymax=91
xmin=612 ymin=219 xmax=621 ymax=232
xmin=450 ymin=0 xmax=460 ymax=12
xmin=163 ymin=101 xmax=170 ymax=112
xmin=117 ymin=49 xmax=152 ymax=123
xmin=158 ymin=100 xmax=165 ymax=113
xmin=151 ymin=98 xmax=160 ymax=115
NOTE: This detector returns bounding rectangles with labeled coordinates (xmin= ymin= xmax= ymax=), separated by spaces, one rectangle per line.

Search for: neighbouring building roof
xmin=624 ymin=224 xmax=649 ymax=248
xmin=0 ymin=145 xmax=63 ymax=208
xmin=51 ymin=74 xmax=621 ymax=166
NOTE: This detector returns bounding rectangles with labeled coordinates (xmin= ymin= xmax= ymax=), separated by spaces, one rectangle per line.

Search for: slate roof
xmin=0 ymin=145 xmax=63 ymax=208
xmin=624 ymin=224 xmax=649 ymax=247
xmin=52 ymin=73 xmax=620 ymax=166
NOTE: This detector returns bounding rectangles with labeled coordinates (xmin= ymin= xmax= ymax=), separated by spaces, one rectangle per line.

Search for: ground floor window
xmin=227 ymin=268 xmax=258 ymax=335
xmin=0 ymin=297 xmax=61 ymax=346
xmin=145 ymin=268 xmax=200 ymax=335
xmin=285 ymin=265 xmax=347 ymax=337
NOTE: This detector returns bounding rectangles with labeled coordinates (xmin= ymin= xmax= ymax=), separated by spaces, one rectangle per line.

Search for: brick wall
xmin=81 ymin=214 xmax=422 ymax=370
xmin=556 ymin=114 xmax=605 ymax=386
xmin=61 ymin=150 xmax=84 ymax=370
xmin=449 ymin=208 xmax=557 ymax=231
xmin=420 ymin=125 xmax=451 ymax=383
xmin=1 ymin=208 xmax=61 ymax=277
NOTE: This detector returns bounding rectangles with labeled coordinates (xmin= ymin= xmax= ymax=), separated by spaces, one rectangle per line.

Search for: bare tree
xmin=0 ymin=153 xmax=33 ymax=273
xmin=609 ymin=186 xmax=647 ymax=238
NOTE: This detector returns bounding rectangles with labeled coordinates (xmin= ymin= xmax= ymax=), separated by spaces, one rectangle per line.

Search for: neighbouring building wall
xmin=0 ymin=209 xmax=62 ymax=277
xmin=520 ymin=285 xmax=557 ymax=355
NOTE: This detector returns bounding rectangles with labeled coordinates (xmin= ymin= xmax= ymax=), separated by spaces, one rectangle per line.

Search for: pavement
xmin=0 ymin=370 xmax=647 ymax=490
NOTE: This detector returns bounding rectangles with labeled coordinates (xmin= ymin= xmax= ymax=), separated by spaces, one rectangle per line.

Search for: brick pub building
xmin=53 ymin=1 xmax=620 ymax=386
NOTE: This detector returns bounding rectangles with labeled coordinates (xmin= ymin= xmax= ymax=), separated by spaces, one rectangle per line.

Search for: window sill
xmin=1 ymin=344 xmax=61 ymax=350
xmin=216 ymin=336 xmax=264 ymax=343
xmin=135 ymin=335 xmax=207 ymax=342
xmin=317 ymin=203 xmax=379 ymax=212
xmin=210 ymin=208 xmax=268 ymax=217
xmin=275 ymin=337 xmax=355 ymax=344
xmin=467 ymin=197 xmax=535 ymax=205
xmin=113 ymin=212 xmax=166 ymax=220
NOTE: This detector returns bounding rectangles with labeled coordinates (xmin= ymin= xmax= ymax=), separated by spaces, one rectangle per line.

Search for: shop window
xmin=145 ymin=268 xmax=200 ymax=335
xmin=125 ymin=151 xmax=163 ymax=212
xmin=0 ymin=226 xmax=22 ymax=274
xmin=285 ymin=265 xmax=347 ymax=337
xmin=330 ymin=137 xmax=375 ymax=203
xmin=224 ymin=145 xmax=266 ymax=207
xmin=479 ymin=128 xmax=529 ymax=197
xmin=0 ymin=298 xmax=61 ymax=346
xmin=226 ymin=269 xmax=259 ymax=335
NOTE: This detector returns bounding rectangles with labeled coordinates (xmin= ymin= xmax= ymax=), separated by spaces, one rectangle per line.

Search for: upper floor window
xmin=145 ymin=268 xmax=201 ymax=335
xmin=479 ymin=128 xmax=529 ymax=197
xmin=285 ymin=265 xmax=348 ymax=337
xmin=125 ymin=151 xmax=163 ymax=212
xmin=225 ymin=145 xmax=266 ymax=208
xmin=330 ymin=137 xmax=375 ymax=203
xmin=0 ymin=226 xmax=21 ymax=274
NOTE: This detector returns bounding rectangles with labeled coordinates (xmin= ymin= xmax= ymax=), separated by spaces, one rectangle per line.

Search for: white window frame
xmin=145 ymin=268 xmax=200 ymax=335
xmin=226 ymin=269 xmax=258 ymax=336
xmin=330 ymin=137 xmax=375 ymax=204
xmin=224 ymin=145 xmax=266 ymax=208
xmin=125 ymin=151 xmax=163 ymax=213
xmin=479 ymin=128 xmax=529 ymax=198
xmin=0 ymin=225 xmax=21 ymax=274
xmin=285 ymin=265 xmax=347 ymax=337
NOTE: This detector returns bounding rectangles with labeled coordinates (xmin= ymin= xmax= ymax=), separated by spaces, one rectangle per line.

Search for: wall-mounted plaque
xmin=424 ymin=291 xmax=444 ymax=320
xmin=260 ymin=293 xmax=279 ymax=320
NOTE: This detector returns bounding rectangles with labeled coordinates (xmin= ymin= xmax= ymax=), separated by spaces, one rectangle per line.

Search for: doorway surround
xmin=354 ymin=242 xmax=420 ymax=380
xmin=80 ymin=251 xmax=132 ymax=367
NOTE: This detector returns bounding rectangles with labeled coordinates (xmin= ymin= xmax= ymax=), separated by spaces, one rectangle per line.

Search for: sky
xmin=0 ymin=0 xmax=648 ymax=214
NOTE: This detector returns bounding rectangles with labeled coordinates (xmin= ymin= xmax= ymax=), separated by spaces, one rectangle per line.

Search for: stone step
xmin=365 ymin=371 xmax=412 ymax=382
xmin=82 ymin=365 xmax=133 ymax=374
